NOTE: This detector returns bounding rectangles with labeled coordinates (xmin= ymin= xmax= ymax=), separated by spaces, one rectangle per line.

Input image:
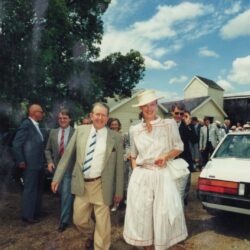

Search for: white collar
xmin=29 ymin=117 xmax=39 ymax=126
xmin=142 ymin=116 xmax=161 ymax=125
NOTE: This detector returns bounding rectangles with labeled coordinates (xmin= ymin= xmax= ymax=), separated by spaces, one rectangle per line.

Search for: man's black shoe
xmin=57 ymin=223 xmax=68 ymax=232
xmin=22 ymin=218 xmax=40 ymax=224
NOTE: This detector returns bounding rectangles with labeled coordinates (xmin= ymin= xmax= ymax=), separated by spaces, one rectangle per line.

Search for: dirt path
xmin=1 ymin=173 xmax=250 ymax=249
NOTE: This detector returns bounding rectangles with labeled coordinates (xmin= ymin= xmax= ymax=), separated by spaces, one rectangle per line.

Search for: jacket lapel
xmin=69 ymin=126 xmax=74 ymax=139
xmin=103 ymin=129 xmax=115 ymax=169
xmin=78 ymin=125 xmax=92 ymax=164
xmin=54 ymin=128 xmax=59 ymax=152
xmin=29 ymin=119 xmax=43 ymax=140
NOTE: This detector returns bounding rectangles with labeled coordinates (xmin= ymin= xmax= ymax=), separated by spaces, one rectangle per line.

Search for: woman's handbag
xmin=167 ymin=158 xmax=190 ymax=180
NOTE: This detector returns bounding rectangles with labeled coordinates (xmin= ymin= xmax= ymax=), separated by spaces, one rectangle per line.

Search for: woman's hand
xmin=154 ymin=154 xmax=168 ymax=167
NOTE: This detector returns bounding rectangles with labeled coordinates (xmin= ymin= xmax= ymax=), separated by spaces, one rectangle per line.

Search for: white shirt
xmin=57 ymin=126 xmax=70 ymax=148
xmin=29 ymin=117 xmax=43 ymax=141
xmin=130 ymin=117 xmax=183 ymax=166
xmin=84 ymin=125 xmax=107 ymax=178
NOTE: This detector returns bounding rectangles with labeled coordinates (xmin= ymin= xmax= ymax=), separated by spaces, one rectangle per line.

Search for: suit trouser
xmin=73 ymin=179 xmax=111 ymax=250
xmin=22 ymin=168 xmax=44 ymax=219
xmin=58 ymin=172 xmax=73 ymax=225
xmin=202 ymin=142 xmax=214 ymax=166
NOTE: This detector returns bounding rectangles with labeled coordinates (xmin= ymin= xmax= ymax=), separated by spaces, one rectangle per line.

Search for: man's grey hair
xmin=91 ymin=102 xmax=110 ymax=115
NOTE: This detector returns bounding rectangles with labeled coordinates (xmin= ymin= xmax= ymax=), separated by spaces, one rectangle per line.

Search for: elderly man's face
xmin=90 ymin=105 xmax=109 ymax=130
xmin=30 ymin=105 xmax=44 ymax=122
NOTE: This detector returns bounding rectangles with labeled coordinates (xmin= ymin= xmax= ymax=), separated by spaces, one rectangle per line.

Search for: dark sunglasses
xmin=174 ymin=112 xmax=184 ymax=116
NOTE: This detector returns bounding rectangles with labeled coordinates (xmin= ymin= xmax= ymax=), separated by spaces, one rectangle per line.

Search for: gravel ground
xmin=1 ymin=172 xmax=250 ymax=250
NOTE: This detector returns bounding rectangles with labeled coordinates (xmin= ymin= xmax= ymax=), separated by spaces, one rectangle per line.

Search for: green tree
xmin=1 ymin=0 xmax=145 ymax=119
xmin=34 ymin=0 xmax=74 ymax=109
xmin=0 ymin=0 xmax=34 ymax=104
xmin=90 ymin=50 xmax=145 ymax=102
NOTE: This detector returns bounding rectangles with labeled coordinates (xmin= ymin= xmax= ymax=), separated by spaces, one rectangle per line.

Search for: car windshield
xmin=213 ymin=134 xmax=250 ymax=159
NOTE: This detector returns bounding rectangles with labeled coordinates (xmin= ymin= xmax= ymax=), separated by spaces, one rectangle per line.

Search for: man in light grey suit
xmin=199 ymin=117 xmax=219 ymax=166
xmin=51 ymin=102 xmax=124 ymax=250
xmin=45 ymin=108 xmax=74 ymax=232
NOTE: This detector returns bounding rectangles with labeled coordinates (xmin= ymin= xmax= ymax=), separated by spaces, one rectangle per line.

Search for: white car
xmin=197 ymin=131 xmax=250 ymax=215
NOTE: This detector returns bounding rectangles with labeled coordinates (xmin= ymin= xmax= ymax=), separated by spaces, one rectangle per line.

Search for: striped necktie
xmin=59 ymin=129 xmax=65 ymax=156
xmin=82 ymin=131 xmax=97 ymax=173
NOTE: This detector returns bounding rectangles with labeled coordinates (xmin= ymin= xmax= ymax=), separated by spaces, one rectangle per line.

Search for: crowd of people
xmin=8 ymin=90 xmax=250 ymax=250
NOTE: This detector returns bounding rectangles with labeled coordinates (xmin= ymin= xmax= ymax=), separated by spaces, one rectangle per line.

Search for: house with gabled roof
xmin=184 ymin=75 xmax=224 ymax=108
xmin=162 ymin=75 xmax=227 ymax=122
xmin=106 ymin=89 xmax=168 ymax=133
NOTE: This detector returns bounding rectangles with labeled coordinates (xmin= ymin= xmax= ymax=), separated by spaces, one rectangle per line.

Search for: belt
xmin=84 ymin=176 xmax=101 ymax=182
xmin=137 ymin=163 xmax=166 ymax=170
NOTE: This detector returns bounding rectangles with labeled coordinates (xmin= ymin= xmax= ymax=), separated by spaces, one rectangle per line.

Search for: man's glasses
xmin=174 ymin=112 xmax=184 ymax=116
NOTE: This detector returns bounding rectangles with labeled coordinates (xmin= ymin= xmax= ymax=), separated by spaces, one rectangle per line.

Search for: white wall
xmin=184 ymin=78 xmax=208 ymax=99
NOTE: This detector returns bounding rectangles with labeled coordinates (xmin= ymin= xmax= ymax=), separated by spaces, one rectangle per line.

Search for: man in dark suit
xmin=45 ymin=108 xmax=75 ymax=232
xmin=190 ymin=116 xmax=202 ymax=170
xmin=171 ymin=103 xmax=195 ymax=205
xmin=51 ymin=102 xmax=124 ymax=250
xmin=12 ymin=104 xmax=45 ymax=223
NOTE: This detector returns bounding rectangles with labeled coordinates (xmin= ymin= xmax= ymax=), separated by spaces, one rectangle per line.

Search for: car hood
xmin=200 ymin=158 xmax=250 ymax=182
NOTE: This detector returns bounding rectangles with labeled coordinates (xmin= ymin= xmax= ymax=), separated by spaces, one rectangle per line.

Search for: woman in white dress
xmin=123 ymin=90 xmax=188 ymax=250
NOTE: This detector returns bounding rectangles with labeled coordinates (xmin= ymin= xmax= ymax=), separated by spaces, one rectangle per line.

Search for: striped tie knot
xmin=82 ymin=131 xmax=97 ymax=173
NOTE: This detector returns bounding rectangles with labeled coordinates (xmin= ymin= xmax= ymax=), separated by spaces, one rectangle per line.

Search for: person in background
xmin=123 ymin=90 xmax=187 ymax=250
xmin=82 ymin=116 xmax=92 ymax=125
xmin=230 ymin=125 xmax=237 ymax=132
xmin=171 ymin=104 xmax=196 ymax=205
xmin=236 ymin=122 xmax=242 ymax=129
xmin=199 ymin=117 xmax=219 ymax=166
xmin=222 ymin=118 xmax=231 ymax=134
xmin=189 ymin=117 xmax=201 ymax=171
xmin=215 ymin=120 xmax=226 ymax=142
xmin=51 ymin=102 xmax=124 ymax=250
xmin=12 ymin=104 xmax=45 ymax=224
xmin=107 ymin=118 xmax=121 ymax=132
xmin=107 ymin=118 xmax=131 ymax=209
xmin=45 ymin=108 xmax=75 ymax=232
xmin=236 ymin=126 xmax=243 ymax=132
xmin=243 ymin=124 xmax=250 ymax=131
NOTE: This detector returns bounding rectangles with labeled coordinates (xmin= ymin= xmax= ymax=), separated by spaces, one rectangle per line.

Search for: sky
xmin=99 ymin=0 xmax=250 ymax=100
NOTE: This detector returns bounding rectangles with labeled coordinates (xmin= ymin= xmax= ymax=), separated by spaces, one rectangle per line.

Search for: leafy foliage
xmin=0 ymin=0 xmax=34 ymax=103
xmin=1 ymin=0 xmax=145 ymax=119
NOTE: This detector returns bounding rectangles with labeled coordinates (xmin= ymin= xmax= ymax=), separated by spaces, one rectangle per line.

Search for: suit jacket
xmin=199 ymin=124 xmax=219 ymax=150
xmin=190 ymin=123 xmax=201 ymax=144
xmin=12 ymin=118 xmax=44 ymax=170
xmin=178 ymin=121 xmax=194 ymax=166
xmin=52 ymin=125 xmax=124 ymax=206
xmin=45 ymin=126 xmax=75 ymax=167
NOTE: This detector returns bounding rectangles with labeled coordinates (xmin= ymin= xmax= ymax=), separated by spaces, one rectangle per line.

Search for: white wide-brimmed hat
xmin=132 ymin=90 xmax=163 ymax=107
